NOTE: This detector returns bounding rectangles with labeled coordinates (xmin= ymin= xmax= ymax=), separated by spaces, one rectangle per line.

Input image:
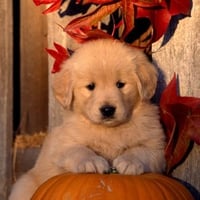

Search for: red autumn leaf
xmin=78 ymin=0 xmax=115 ymax=5
xmin=135 ymin=0 xmax=191 ymax=42
xmin=33 ymin=0 xmax=191 ymax=47
xmin=133 ymin=0 xmax=165 ymax=7
xmin=120 ymin=0 xmax=135 ymax=39
xmin=64 ymin=0 xmax=191 ymax=47
xmin=160 ymin=74 xmax=200 ymax=173
xmin=65 ymin=2 xmax=121 ymax=42
xmin=33 ymin=0 xmax=56 ymax=5
xmin=33 ymin=0 xmax=62 ymax=14
xmin=46 ymin=43 xmax=70 ymax=73
xmin=136 ymin=5 xmax=171 ymax=42
xmin=64 ymin=0 xmax=158 ymax=44
xmin=163 ymin=103 xmax=191 ymax=174
xmin=168 ymin=0 xmax=192 ymax=16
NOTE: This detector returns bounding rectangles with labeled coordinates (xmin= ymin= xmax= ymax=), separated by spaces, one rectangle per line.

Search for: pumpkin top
xmin=31 ymin=173 xmax=194 ymax=200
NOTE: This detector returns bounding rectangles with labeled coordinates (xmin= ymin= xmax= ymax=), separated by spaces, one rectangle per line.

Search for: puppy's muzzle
xmin=100 ymin=105 xmax=116 ymax=119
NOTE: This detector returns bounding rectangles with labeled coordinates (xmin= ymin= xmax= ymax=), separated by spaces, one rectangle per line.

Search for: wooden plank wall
xmin=20 ymin=1 xmax=48 ymax=134
xmin=152 ymin=0 xmax=200 ymax=195
xmin=11 ymin=1 xmax=49 ymax=185
xmin=0 ymin=1 xmax=13 ymax=199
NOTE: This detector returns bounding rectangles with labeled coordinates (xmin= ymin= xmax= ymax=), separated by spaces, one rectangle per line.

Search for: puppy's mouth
xmin=100 ymin=116 xmax=127 ymax=127
xmin=87 ymin=114 xmax=126 ymax=127
xmin=102 ymin=120 xmax=119 ymax=127
xmin=102 ymin=116 xmax=115 ymax=123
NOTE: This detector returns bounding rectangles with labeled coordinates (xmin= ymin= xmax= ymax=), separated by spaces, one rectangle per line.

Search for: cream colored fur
xmin=9 ymin=39 xmax=166 ymax=200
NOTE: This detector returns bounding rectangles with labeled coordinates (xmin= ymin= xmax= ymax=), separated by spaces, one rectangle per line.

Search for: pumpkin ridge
xmin=143 ymin=174 xmax=193 ymax=200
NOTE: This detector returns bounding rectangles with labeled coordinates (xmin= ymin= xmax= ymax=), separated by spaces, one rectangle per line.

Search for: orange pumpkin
xmin=31 ymin=173 xmax=194 ymax=200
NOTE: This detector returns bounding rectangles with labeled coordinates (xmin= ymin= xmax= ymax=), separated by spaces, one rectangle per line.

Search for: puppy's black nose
xmin=100 ymin=105 xmax=116 ymax=118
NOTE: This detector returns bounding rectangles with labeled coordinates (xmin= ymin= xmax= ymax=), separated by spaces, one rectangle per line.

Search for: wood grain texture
xmin=152 ymin=0 xmax=200 ymax=196
xmin=20 ymin=1 xmax=48 ymax=133
xmin=0 ymin=1 xmax=13 ymax=199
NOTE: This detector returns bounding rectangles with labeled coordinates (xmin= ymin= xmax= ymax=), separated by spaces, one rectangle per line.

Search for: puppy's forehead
xmin=71 ymin=40 xmax=140 ymax=75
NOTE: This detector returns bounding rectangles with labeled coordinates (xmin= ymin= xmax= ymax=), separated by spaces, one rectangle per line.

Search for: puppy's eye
xmin=86 ymin=82 xmax=95 ymax=91
xmin=116 ymin=81 xmax=125 ymax=89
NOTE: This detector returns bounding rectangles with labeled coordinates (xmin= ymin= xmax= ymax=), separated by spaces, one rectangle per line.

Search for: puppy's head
xmin=52 ymin=39 xmax=158 ymax=126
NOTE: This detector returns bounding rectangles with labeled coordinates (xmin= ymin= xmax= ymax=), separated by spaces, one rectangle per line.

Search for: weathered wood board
xmin=20 ymin=1 xmax=48 ymax=134
xmin=0 ymin=1 xmax=13 ymax=199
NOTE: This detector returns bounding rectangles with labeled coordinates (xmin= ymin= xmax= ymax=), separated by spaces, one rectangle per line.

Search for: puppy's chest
xmin=87 ymin=137 xmax=129 ymax=160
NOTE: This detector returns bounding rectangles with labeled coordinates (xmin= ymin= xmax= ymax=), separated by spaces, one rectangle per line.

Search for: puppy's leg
xmin=9 ymin=170 xmax=38 ymax=200
xmin=113 ymin=146 xmax=165 ymax=175
xmin=57 ymin=145 xmax=110 ymax=174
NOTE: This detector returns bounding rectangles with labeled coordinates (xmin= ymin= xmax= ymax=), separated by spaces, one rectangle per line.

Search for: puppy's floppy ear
xmin=135 ymin=56 xmax=158 ymax=100
xmin=52 ymin=67 xmax=73 ymax=109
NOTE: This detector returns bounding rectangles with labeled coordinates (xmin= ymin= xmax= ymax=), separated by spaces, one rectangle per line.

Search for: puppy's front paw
xmin=77 ymin=156 xmax=110 ymax=174
xmin=113 ymin=156 xmax=144 ymax=175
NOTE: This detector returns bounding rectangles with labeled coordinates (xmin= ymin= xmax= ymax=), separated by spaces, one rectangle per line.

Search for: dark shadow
xmin=161 ymin=14 xmax=190 ymax=47
xmin=124 ymin=18 xmax=152 ymax=44
xmin=13 ymin=0 xmax=21 ymax=136
xmin=173 ymin=176 xmax=200 ymax=200
xmin=151 ymin=60 xmax=167 ymax=104
xmin=58 ymin=0 xmax=91 ymax=17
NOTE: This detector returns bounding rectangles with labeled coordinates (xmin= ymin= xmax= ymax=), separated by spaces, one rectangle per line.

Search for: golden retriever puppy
xmin=9 ymin=39 xmax=166 ymax=200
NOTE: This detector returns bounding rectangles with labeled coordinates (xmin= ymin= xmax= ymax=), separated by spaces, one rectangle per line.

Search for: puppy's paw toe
xmin=77 ymin=156 xmax=109 ymax=174
xmin=113 ymin=156 xmax=144 ymax=175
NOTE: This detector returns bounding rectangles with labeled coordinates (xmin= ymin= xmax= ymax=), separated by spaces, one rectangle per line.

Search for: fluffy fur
xmin=9 ymin=39 xmax=166 ymax=200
